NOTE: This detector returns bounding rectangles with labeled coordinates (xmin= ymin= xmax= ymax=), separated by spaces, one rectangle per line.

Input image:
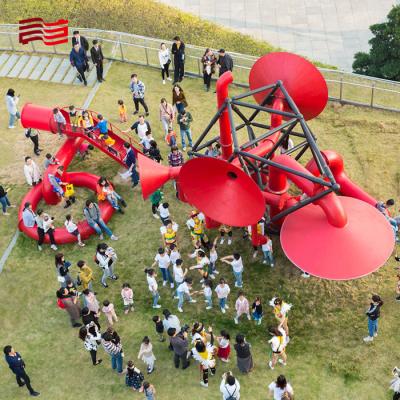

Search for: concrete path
xmin=157 ymin=0 xmax=399 ymax=70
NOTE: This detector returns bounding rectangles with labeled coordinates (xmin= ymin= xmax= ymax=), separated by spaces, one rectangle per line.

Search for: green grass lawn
xmin=0 ymin=61 xmax=399 ymax=400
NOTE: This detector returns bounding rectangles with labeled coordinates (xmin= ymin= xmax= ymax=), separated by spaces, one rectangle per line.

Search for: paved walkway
xmin=157 ymin=0 xmax=399 ymax=70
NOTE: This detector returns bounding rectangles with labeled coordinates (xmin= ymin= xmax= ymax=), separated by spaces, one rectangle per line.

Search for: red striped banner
xmin=19 ymin=18 xmax=69 ymax=46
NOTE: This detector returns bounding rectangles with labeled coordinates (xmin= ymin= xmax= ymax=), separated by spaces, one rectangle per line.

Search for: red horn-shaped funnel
xmin=179 ymin=157 xmax=265 ymax=227
xmin=137 ymin=153 xmax=180 ymax=199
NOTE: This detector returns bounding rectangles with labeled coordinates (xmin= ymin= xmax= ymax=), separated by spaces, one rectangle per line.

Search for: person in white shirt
xmin=145 ymin=268 xmax=161 ymax=309
xmin=162 ymin=309 xmax=181 ymax=332
xmin=215 ymin=278 xmax=230 ymax=314
xmin=158 ymin=43 xmax=172 ymax=84
xmin=152 ymin=247 xmax=174 ymax=288
xmin=220 ymin=372 xmax=240 ymax=400
xmin=203 ymin=279 xmax=213 ymax=310
xmin=268 ymin=326 xmax=287 ymax=369
xmin=141 ymin=131 xmax=154 ymax=153
xmin=169 ymin=244 xmax=181 ymax=265
xmin=5 ymin=88 xmax=20 ymax=128
xmin=158 ymin=202 xmax=170 ymax=225
xmin=262 ymin=236 xmax=275 ymax=267
xmin=221 ymin=253 xmax=244 ymax=288
xmin=24 ymin=156 xmax=42 ymax=186
xmin=64 ymin=214 xmax=85 ymax=246
xmin=173 ymin=259 xmax=187 ymax=298
xmin=189 ymin=250 xmax=211 ymax=282
xmin=268 ymin=375 xmax=294 ymax=400
xmin=209 ymin=237 xmax=219 ymax=276
xmin=176 ymin=277 xmax=197 ymax=312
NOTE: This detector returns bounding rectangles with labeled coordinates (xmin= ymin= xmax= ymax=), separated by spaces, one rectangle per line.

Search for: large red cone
xmin=137 ymin=153 xmax=180 ymax=199
xmin=280 ymin=196 xmax=394 ymax=280
xmin=249 ymin=52 xmax=328 ymax=120
xmin=179 ymin=157 xmax=265 ymax=227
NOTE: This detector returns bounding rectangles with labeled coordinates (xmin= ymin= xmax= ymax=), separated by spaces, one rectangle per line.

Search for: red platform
xmin=280 ymin=196 xmax=394 ymax=280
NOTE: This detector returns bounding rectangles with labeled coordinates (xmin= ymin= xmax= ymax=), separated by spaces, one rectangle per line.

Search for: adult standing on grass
xmin=233 ymin=334 xmax=253 ymax=374
xmin=79 ymin=324 xmax=103 ymax=366
xmin=55 ymin=253 xmax=72 ymax=288
xmin=90 ymin=40 xmax=105 ymax=83
xmin=172 ymin=84 xmax=188 ymax=114
xmin=177 ymin=109 xmax=193 ymax=151
xmin=201 ymin=48 xmax=217 ymax=92
xmin=167 ymin=327 xmax=190 ymax=370
xmin=217 ymin=49 xmax=234 ymax=77
xmin=56 ymin=287 xmax=82 ymax=327
xmin=268 ymin=326 xmax=287 ymax=370
xmin=0 ymin=185 xmax=15 ymax=216
xmin=123 ymin=142 xmax=140 ymax=189
xmin=171 ymin=36 xmax=185 ymax=83
xmin=159 ymin=98 xmax=175 ymax=137
xmin=25 ymin=128 xmax=41 ymax=156
xmin=95 ymin=243 xmax=119 ymax=288
xmin=221 ymin=253 xmax=244 ymax=288
xmin=5 ymin=88 xmax=20 ymax=129
xmin=70 ymin=43 xmax=88 ymax=86
xmin=3 ymin=346 xmax=40 ymax=397
xmin=268 ymin=375 xmax=294 ymax=400
xmin=24 ymin=156 xmax=41 ymax=186
xmin=83 ymin=200 xmax=118 ymax=241
xmin=36 ymin=210 xmax=58 ymax=251
xmin=364 ymin=294 xmax=383 ymax=342
xmin=101 ymin=330 xmax=124 ymax=374
xmin=123 ymin=114 xmax=152 ymax=141
xmin=129 ymin=74 xmax=149 ymax=116
xmin=158 ymin=43 xmax=172 ymax=84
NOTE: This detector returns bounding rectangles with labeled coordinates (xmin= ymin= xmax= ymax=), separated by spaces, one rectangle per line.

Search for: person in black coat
xmin=71 ymin=30 xmax=89 ymax=52
xmin=70 ymin=44 xmax=89 ymax=85
xmin=3 ymin=346 xmax=40 ymax=396
xmin=171 ymin=36 xmax=185 ymax=84
xmin=90 ymin=40 xmax=105 ymax=82
xmin=217 ymin=49 xmax=234 ymax=77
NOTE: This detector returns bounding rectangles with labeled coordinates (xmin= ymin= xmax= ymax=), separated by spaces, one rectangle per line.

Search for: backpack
xmin=225 ymin=384 xmax=237 ymax=400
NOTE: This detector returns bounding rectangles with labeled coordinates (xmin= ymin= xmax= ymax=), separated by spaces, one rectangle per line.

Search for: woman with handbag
xmin=158 ymin=43 xmax=172 ymax=85
xmin=159 ymin=98 xmax=175 ymax=137
xmin=55 ymin=253 xmax=73 ymax=288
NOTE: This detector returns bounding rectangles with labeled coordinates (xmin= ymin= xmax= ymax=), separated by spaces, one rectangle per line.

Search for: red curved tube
xmin=216 ymin=71 xmax=234 ymax=160
xmin=18 ymin=172 xmax=115 ymax=243
xmin=306 ymin=150 xmax=378 ymax=206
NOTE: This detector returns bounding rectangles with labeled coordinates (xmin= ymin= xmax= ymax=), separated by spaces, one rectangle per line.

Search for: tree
xmin=353 ymin=5 xmax=400 ymax=81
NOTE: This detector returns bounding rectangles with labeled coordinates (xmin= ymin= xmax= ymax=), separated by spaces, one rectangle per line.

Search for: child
xmin=221 ymin=253 xmax=244 ymax=288
xmin=79 ymin=110 xmax=95 ymax=138
xmin=140 ymin=381 xmax=156 ymax=400
xmin=165 ymin=127 xmax=177 ymax=147
xmin=125 ymin=360 xmax=144 ymax=391
xmin=219 ymin=225 xmax=233 ymax=245
xmin=209 ymin=237 xmax=219 ymax=277
xmin=160 ymin=220 xmax=179 ymax=249
xmin=121 ymin=283 xmax=134 ymax=314
xmin=262 ymin=235 xmax=275 ymax=267
xmin=169 ymin=244 xmax=181 ymax=265
xmin=148 ymin=140 xmax=162 ymax=163
xmin=216 ymin=330 xmax=230 ymax=362
xmin=118 ymin=99 xmax=128 ymax=123
xmin=53 ymin=107 xmax=66 ymax=137
xmin=252 ymin=296 xmax=263 ymax=325
xmin=68 ymin=105 xmax=79 ymax=131
xmin=141 ymin=131 xmax=154 ymax=153
xmin=151 ymin=248 xmax=173 ymax=288
xmin=268 ymin=326 xmax=287 ymax=369
xmin=138 ymin=336 xmax=156 ymax=373
xmin=64 ymin=214 xmax=85 ymax=247
xmin=149 ymin=189 xmax=163 ymax=219
xmin=158 ymin=202 xmax=170 ymax=225
xmin=44 ymin=153 xmax=59 ymax=169
xmin=234 ymin=291 xmax=251 ymax=325
xmin=102 ymin=299 xmax=118 ymax=325
xmin=152 ymin=316 xmax=165 ymax=342
xmin=189 ymin=250 xmax=211 ymax=282
xmin=176 ymin=277 xmax=197 ymax=313
xmin=364 ymin=294 xmax=383 ymax=343
xmin=215 ymin=278 xmax=230 ymax=314
xmin=173 ymin=259 xmax=187 ymax=298
xmin=203 ymin=279 xmax=213 ymax=310
xmin=145 ymin=268 xmax=161 ymax=309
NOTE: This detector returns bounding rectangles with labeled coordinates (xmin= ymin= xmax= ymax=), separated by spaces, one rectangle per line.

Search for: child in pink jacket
xmin=121 ymin=282 xmax=134 ymax=315
xmin=102 ymin=299 xmax=118 ymax=325
xmin=234 ymin=291 xmax=251 ymax=325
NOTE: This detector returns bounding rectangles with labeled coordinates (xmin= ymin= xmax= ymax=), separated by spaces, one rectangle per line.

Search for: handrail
xmin=0 ymin=24 xmax=399 ymax=112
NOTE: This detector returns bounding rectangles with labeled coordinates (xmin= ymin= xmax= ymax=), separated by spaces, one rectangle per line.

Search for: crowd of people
xmin=3 ymin=32 xmax=400 ymax=400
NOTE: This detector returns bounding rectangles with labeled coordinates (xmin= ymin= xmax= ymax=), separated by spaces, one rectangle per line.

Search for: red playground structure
xmin=18 ymin=52 xmax=394 ymax=280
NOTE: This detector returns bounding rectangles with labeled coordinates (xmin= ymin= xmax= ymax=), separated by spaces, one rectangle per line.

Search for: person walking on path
xmin=79 ymin=325 xmax=103 ymax=366
xmin=217 ymin=49 xmax=233 ymax=77
xmin=70 ymin=43 xmax=88 ymax=86
xmin=129 ymin=74 xmax=149 ymax=116
xmin=101 ymin=330 xmax=124 ymax=374
xmin=5 ymin=88 xmax=20 ymax=129
xmin=83 ymin=200 xmax=118 ymax=240
xmin=171 ymin=36 xmax=185 ymax=83
xmin=158 ymin=43 xmax=172 ymax=84
xmin=363 ymin=294 xmax=383 ymax=342
xmin=3 ymin=346 xmax=40 ymax=397
xmin=71 ymin=30 xmax=89 ymax=53
xmin=90 ymin=39 xmax=104 ymax=83
xmin=234 ymin=334 xmax=253 ymax=374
